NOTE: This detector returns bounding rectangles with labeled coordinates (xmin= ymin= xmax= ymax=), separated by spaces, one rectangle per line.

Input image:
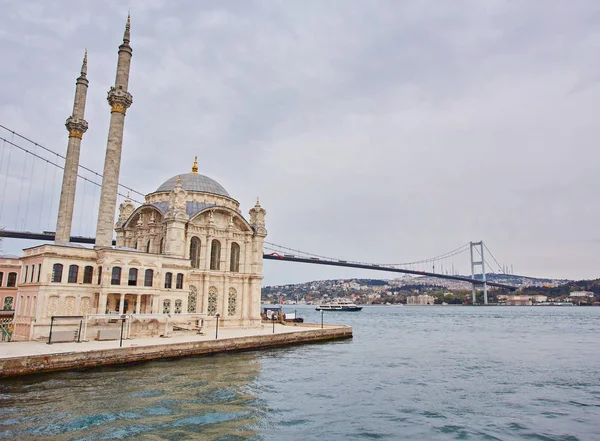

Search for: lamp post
xmin=272 ymin=315 xmax=276 ymax=334
xmin=47 ymin=316 xmax=55 ymax=344
xmin=215 ymin=313 xmax=220 ymax=339
xmin=119 ymin=315 xmax=126 ymax=347
xmin=321 ymin=310 xmax=324 ymax=329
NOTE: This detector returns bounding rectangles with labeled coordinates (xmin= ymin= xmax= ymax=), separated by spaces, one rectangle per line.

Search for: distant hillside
xmin=388 ymin=273 xmax=569 ymax=290
xmin=262 ymin=273 xmax=575 ymax=304
xmin=474 ymin=273 xmax=570 ymax=287
xmin=519 ymin=278 xmax=600 ymax=297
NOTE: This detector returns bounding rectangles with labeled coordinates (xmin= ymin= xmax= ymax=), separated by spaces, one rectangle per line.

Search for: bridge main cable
xmin=264 ymin=241 xmax=470 ymax=267
xmin=0 ymin=135 xmax=144 ymax=205
xmin=263 ymin=254 xmax=516 ymax=290
xmin=0 ymin=125 xmax=146 ymax=199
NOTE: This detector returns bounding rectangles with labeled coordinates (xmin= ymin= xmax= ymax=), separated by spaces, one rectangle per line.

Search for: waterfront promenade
xmin=0 ymin=323 xmax=352 ymax=377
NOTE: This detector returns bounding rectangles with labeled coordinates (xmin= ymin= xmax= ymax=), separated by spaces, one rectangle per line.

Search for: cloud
xmin=1 ymin=0 xmax=600 ymax=283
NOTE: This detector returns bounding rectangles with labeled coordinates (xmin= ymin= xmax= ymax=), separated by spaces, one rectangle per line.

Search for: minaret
xmin=249 ymin=198 xmax=267 ymax=273
xmin=55 ymin=51 xmax=89 ymax=244
xmin=95 ymin=14 xmax=134 ymax=248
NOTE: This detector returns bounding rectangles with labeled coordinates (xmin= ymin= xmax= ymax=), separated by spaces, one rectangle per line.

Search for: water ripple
xmin=0 ymin=306 xmax=598 ymax=440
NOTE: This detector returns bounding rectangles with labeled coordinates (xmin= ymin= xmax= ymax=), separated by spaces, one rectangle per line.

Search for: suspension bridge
xmin=0 ymin=124 xmax=518 ymax=303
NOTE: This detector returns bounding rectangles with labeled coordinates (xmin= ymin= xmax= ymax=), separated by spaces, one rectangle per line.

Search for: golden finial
xmin=177 ymin=175 xmax=181 ymax=184
xmin=191 ymin=156 xmax=198 ymax=174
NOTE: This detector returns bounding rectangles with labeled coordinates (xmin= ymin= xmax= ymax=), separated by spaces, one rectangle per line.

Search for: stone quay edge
xmin=0 ymin=324 xmax=352 ymax=378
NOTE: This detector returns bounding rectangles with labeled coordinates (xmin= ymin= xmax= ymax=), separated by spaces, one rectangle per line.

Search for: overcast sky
xmin=1 ymin=0 xmax=599 ymax=285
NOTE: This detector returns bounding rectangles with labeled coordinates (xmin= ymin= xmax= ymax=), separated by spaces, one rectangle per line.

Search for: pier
xmin=0 ymin=323 xmax=352 ymax=378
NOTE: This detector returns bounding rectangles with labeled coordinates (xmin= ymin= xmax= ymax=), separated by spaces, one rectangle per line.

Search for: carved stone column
xmin=95 ymin=17 xmax=134 ymax=248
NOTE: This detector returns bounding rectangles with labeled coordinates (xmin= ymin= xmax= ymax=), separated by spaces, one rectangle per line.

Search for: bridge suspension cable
xmin=264 ymin=240 xmax=471 ymax=270
xmin=483 ymin=242 xmax=505 ymax=274
xmin=383 ymin=243 xmax=470 ymax=267
xmin=472 ymin=245 xmax=497 ymax=275
xmin=0 ymin=125 xmax=146 ymax=200
xmin=0 ymin=135 xmax=144 ymax=206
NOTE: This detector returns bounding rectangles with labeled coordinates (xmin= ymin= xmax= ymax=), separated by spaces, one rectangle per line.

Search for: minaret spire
xmin=95 ymin=14 xmax=134 ymax=248
xmin=81 ymin=49 xmax=87 ymax=76
xmin=123 ymin=13 xmax=131 ymax=44
xmin=55 ymin=50 xmax=90 ymax=244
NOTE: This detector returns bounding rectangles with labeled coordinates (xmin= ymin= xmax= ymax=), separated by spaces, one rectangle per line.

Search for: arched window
xmin=230 ymin=242 xmax=240 ymax=272
xmin=97 ymin=267 xmax=103 ymax=285
xmin=190 ymin=237 xmax=201 ymax=268
xmin=146 ymin=240 xmax=151 ymax=253
xmin=188 ymin=286 xmax=197 ymax=313
xmin=134 ymin=241 xmax=138 ymax=250
xmin=210 ymin=240 xmax=221 ymax=270
xmin=111 ymin=267 xmax=122 ymax=285
xmin=0 ymin=272 xmax=3 ymax=286
xmin=128 ymin=268 xmax=138 ymax=286
xmin=176 ymin=273 xmax=184 ymax=289
xmin=144 ymin=269 xmax=153 ymax=287
xmin=160 ymin=238 xmax=164 ymax=254
xmin=30 ymin=264 xmax=34 ymax=283
xmin=164 ymin=272 xmax=173 ymax=289
xmin=68 ymin=265 xmax=79 ymax=283
xmin=51 ymin=265 xmax=62 ymax=283
xmin=23 ymin=266 xmax=28 ymax=284
xmin=83 ymin=266 xmax=93 ymax=284
xmin=163 ymin=299 xmax=171 ymax=314
xmin=174 ymin=299 xmax=182 ymax=314
xmin=3 ymin=297 xmax=13 ymax=311
xmin=207 ymin=286 xmax=218 ymax=316
xmin=228 ymin=287 xmax=237 ymax=316
xmin=37 ymin=264 xmax=41 ymax=283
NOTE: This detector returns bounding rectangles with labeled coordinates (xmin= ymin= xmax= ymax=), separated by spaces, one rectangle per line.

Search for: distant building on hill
xmin=569 ymin=291 xmax=594 ymax=298
xmin=506 ymin=295 xmax=532 ymax=306
xmin=406 ymin=294 xmax=435 ymax=305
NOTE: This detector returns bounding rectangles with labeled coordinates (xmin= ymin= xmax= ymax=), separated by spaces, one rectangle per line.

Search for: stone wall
xmin=0 ymin=326 xmax=352 ymax=378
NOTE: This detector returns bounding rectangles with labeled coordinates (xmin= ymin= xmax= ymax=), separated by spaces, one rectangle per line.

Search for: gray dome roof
xmin=156 ymin=173 xmax=230 ymax=197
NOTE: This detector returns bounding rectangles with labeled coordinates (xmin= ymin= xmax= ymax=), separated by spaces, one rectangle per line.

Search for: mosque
xmin=9 ymin=16 xmax=267 ymax=341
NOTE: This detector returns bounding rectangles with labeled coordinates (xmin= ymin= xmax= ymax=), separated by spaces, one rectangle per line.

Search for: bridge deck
xmin=0 ymin=230 xmax=517 ymax=290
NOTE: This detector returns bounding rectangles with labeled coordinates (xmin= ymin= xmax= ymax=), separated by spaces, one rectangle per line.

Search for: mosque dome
xmin=155 ymin=158 xmax=230 ymax=197
xmin=156 ymin=173 xmax=230 ymax=197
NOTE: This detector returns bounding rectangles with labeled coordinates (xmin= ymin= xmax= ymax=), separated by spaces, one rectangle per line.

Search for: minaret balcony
xmin=107 ymin=87 xmax=133 ymax=114
xmin=65 ymin=116 xmax=88 ymax=138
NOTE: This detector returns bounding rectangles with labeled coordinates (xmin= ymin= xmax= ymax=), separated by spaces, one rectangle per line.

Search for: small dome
xmin=156 ymin=173 xmax=230 ymax=197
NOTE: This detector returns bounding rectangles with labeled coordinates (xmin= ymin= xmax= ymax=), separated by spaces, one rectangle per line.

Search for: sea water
xmin=0 ymin=306 xmax=598 ymax=440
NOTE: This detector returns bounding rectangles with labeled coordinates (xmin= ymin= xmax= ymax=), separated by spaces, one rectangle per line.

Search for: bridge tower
xmin=55 ymin=51 xmax=89 ymax=244
xmin=470 ymin=241 xmax=488 ymax=305
xmin=95 ymin=14 xmax=134 ymax=248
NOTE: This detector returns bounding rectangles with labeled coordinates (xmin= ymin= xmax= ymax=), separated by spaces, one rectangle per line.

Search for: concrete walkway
xmin=0 ymin=322 xmax=331 ymax=359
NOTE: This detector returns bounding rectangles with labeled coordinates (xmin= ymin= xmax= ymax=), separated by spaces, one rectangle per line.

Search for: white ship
xmin=315 ymin=299 xmax=362 ymax=312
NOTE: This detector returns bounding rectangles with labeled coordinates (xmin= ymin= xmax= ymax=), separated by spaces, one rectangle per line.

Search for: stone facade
xmin=8 ymin=15 xmax=267 ymax=341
